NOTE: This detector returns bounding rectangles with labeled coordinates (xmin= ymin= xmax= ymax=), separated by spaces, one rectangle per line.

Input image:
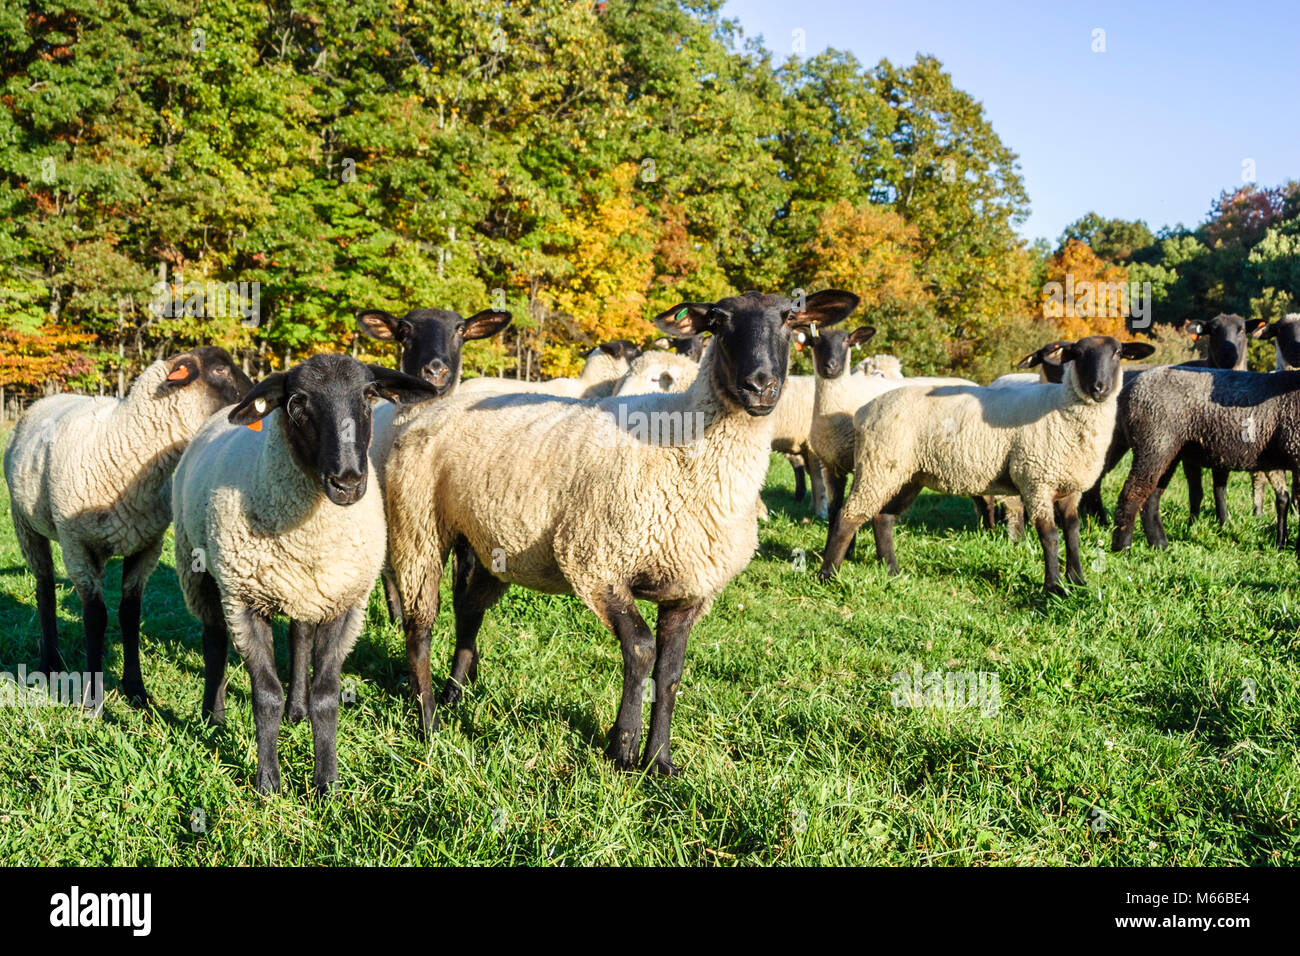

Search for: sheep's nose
xmin=740 ymin=372 xmax=780 ymax=401
xmin=1090 ymin=381 xmax=1107 ymax=399
xmin=422 ymin=360 xmax=451 ymax=387
xmin=325 ymin=470 xmax=366 ymax=501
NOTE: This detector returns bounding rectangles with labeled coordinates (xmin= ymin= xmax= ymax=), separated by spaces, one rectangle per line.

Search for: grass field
xmin=1 ymin=443 xmax=1297 ymax=866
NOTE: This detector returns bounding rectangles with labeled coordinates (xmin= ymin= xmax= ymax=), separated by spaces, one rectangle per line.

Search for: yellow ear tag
xmin=810 ymin=324 xmax=819 ymax=338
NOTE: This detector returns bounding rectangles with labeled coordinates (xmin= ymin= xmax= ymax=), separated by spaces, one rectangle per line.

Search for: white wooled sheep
xmin=820 ymin=336 xmax=1155 ymax=594
xmin=455 ymin=339 xmax=641 ymax=399
xmin=171 ymin=355 xmax=437 ymax=794
xmin=613 ymin=349 xmax=700 ymax=395
xmin=850 ymin=354 xmax=903 ymax=379
xmin=383 ymin=290 xmax=860 ymax=772
xmin=3 ymin=347 xmax=250 ymax=706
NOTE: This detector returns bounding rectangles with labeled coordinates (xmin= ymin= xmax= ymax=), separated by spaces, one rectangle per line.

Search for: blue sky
xmin=720 ymin=0 xmax=1300 ymax=245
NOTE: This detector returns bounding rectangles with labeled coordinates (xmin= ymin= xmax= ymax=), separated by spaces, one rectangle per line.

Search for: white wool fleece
xmin=456 ymin=347 xmax=632 ymax=400
xmin=840 ymin=365 xmax=1118 ymax=528
xmin=385 ymin=352 xmax=774 ymax=629
xmin=5 ymin=360 xmax=233 ymax=594
xmin=171 ymin=410 xmax=387 ymax=637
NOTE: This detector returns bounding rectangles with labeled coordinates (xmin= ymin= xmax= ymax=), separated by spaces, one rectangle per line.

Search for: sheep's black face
xmin=1046 ymin=336 xmax=1156 ymax=403
xmin=653 ymin=290 xmax=860 ymax=416
xmin=358 ymin=307 xmax=513 ymax=397
xmin=597 ymin=339 xmax=643 ymax=364
xmin=162 ymin=346 xmax=254 ymax=407
xmin=809 ymin=326 xmax=876 ymax=380
xmin=1253 ymin=315 xmax=1300 ymax=368
xmin=1187 ymin=314 xmax=1251 ymax=370
xmin=229 ymin=355 xmax=441 ymax=506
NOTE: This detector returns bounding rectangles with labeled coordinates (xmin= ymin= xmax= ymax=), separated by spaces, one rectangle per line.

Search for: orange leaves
xmin=803 ymin=201 xmax=932 ymax=314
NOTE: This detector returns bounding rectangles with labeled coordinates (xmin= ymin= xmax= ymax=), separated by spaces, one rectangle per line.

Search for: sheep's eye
xmin=212 ymin=365 xmax=228 ymax=377
xmin=286 ymin=395 xmax=309 ymax=424
xmin=457 ymin=324 xmax=466 ymax=336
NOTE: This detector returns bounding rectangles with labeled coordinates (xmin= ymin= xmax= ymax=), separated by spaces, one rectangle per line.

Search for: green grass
xmin=1 ymin=442 xmax=1297 ymax=865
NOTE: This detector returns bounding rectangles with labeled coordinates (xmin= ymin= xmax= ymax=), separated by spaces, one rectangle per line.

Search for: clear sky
xmin=720 ymin=0 xmax=1300 ymax=245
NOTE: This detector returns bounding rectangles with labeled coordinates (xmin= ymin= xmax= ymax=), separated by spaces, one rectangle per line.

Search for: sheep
xmin=1174 ymin=314 xmax=1282 ymax=528
xmin=769 ymin=374 xmax=828 ymax=516
xmin=355 ymin=305 xmax=513 ymax=625
xmin=1249 ymin=314 xmax=1300 ymax=526
xmin=171 ymin=355 xmax=438 ymax=793
xmin=652 ymin=334 xmax=708 ymax=362
xmin=809 ymin=325 xmax=974 ymax=556
xmin=383 ymin=289 xmax=861 ymax=772
xmin=851 ymin=354 xmax=903 ymax=379
xmin=3 ymin=348 xmax=251 ymax=707
xmin=1110 ymin=362 xmax=1300 ymax=555
xmin=820 ymin=336 xmax=1156 ymax=594
xmin=613 ymin=349 xmax=700 ymax=396
xmin=455 ymin=339 xmax=642 ymax=399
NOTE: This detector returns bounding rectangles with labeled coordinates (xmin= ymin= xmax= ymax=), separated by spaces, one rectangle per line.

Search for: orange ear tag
xmin=247 ymin=419 xmax=262 ymax=432
xmin=167 ymin=367 xmax=190 ymax=381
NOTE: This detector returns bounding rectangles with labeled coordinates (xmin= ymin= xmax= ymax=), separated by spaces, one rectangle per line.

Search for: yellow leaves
xmin=1042 ymin=239 xmax=1132 ymax=340
xmin=804 ymin=201 xmax=931 ymax=313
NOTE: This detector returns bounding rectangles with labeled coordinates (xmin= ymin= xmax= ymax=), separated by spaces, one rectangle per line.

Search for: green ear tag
xmin=676 ymin=308 xmax=689 ymax=321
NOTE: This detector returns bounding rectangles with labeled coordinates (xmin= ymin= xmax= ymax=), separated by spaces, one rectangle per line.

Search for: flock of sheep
xmin=5 ymin=289 xmax=1300 ymax=795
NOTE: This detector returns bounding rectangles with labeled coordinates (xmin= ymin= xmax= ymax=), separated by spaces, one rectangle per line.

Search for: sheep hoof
xmin=645 ymin=756 xmax=679 ymax=777
xmin=36 ymin=655 xmax=67 ymax=676
xmin=204 ymin=708 xmax=225 ymax=728
xmin=437 ymin=681 xmax=463 ymax=707
xmin=123 ymin=687 xmax=151 ymax=710
xmin=285 ymin=702 xmax=308 ymax=724
xmin=312 ymin=777 xmax=337 ymax=798
xmin=1044 ymin=582 xmax=1068 ymax=598
xmin=817 ymin=566 xmax=837 ymax=583
xmin=254 ymin=768 xmax=282 ymax=795
xmin=606 ymin=731 xmax=639 ymax=770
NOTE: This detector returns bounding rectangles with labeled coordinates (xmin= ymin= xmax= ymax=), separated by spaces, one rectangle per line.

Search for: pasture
xmin=0 ymin=444 xmax=1296 ymax=866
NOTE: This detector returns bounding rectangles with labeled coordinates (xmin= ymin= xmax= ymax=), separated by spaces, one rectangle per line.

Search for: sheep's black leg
xmin=792 ymin=461 xmax=807 ymax=502
xmin=970 ymin=495 xmax=995 ymax=531
xmin=1140 ymin=461 xmax=1177 ymax=549
xmin=381 ymin=570 xmax=402 ymax=624
xmin=1185 ymin=461 xmax=1204 ymax=525
xmin=825 ymin=470 xmax=854 ymax=558
xmin=1211 ymin=468 xmax=1231 ymax=526
xmin=286 ymin=619 xmax=314 ymax=724
xmin=233 ymin=607 xmax=283 ymax=794
xmin=1080 ymin=480 xmax=1107 ymax=525
xmin=80 ymin=588 xmax=108 ymax=699
xmin=196 ymin=571 xmax=229 ymax=726
xmin=1114 ymin=448 xmax=1176 ymax=551
xmin=871 ymin=481 xmax=922 ymax=574
xmin=641 ymin=599 xmax=705 ymax=776
xmin=405 ymin=619 xmax=436 ymax=738
xmin=1279 ymin=475 xmax=1293 ymax=551
xmin=441 ymin=543 xmax=506 ymax=707
xmin=15 ymin=521 xmax=63 ymax=674
xmin=309 ymin=605 xmax=361 ymax=796
xmin=117 ymin=551 xmax=153 ymax=707
xmin=600 ymin=590 xmax=656 ymax=770
xmin=201 ymin=621 xmax=230 ymax=727
xmin=1056 ymin=497 xmax=1086 ymax=586
xmin=1035 ymin=515 xmax=1063 ymax=595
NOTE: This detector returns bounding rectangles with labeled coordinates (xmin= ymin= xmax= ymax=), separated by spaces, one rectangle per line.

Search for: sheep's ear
xmin=364 ymin=364 xmax=443 ymax=405
xmin=653 ymin=303 xmax=714 ymax=337
xmin=1043 ymin=343 xmax=1075 ymax=366
xmin=1182 ymin=319 xmax=1204 ymax=338
xmin=462 ymin=309 xmax=512 ymax=340
xmin=163 ymin=353 xmax=200 ymax=387
xmin=789 ymin=290 xmax=859 ymax=330
xmin=1015 ymin=348 xmax=1043 ymax=369
xmin=598 ymin=339 xmax=641 ymax=361
xmin=1250 ymin=320 xmax=1276 ymax=339
xmin=1120 ymin=342 xmax=1156 ymax=361
xmin=357 ymin=310 xmax=407 ymax=342
xmin=228 ymin=372 xmax=288 ymax=430
xmin=846 ymin=326 xmax=877 ymax=348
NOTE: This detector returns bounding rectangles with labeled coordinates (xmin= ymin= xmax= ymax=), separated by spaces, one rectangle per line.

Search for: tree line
xmin=1 ymin=0 xmax=1297 ymax=403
